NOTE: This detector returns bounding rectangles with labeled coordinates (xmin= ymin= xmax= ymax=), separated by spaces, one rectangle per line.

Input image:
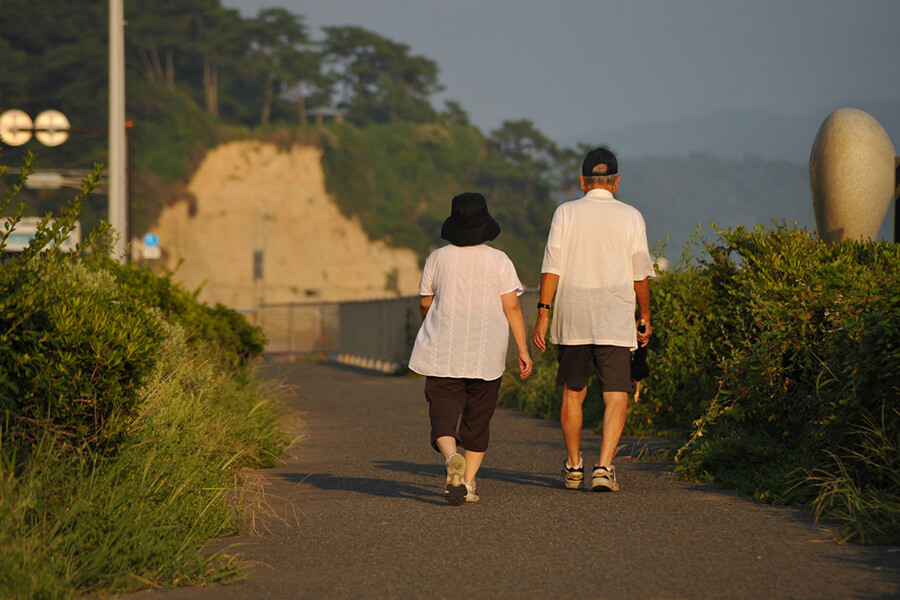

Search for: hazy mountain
xmin=618 ymin=154 xmax=808 ymax=260
xmin=582 ymin=101 xmax=900 ymax=165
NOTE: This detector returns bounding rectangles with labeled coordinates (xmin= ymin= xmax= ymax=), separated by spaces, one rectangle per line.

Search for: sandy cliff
xmin=152 ymin=141 xmax=422 ymax=308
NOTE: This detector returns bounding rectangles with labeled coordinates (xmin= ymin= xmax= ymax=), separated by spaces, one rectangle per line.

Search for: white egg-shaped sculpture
xmin=809 ymin=108 xmax=895 ymax=244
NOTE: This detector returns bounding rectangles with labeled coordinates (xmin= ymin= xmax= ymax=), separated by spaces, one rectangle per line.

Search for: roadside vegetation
xmin=3 ymin=0 xmax=891 ymax=557
xmin=0 ymin=156 xmax=288 ymax=598
xmin=501 ymin=223 xmax=900 ymax=544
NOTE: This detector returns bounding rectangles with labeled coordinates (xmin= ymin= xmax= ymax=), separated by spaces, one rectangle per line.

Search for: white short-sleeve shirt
xmin=541 ymin=188 xmax=655 ymax=349
xmin=408 ymin=244 xmax=524 ymax=380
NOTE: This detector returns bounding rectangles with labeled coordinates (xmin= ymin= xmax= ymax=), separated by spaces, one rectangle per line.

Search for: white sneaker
xmin=464 ymin=480 xmax=480 ymax=503
xmin=563 ymin=453 xmax=584 ymax=490
xmin=591 ymin=465 xmax=619 ymax=492
xmin=445 ymin=453 xmax=467 ymax=506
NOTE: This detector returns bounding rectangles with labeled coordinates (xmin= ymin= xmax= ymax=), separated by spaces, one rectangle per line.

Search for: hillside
xmin=153 ymin=141 xmax=422 ymax=307
xmin=583 ymin=102 xmax=900 ymax=164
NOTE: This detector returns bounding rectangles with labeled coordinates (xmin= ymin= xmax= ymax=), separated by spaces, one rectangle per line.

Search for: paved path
xmin=145 ymin=361 xmax=899 ymax=599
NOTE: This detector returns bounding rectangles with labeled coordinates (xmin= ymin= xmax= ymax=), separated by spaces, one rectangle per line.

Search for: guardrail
xmin=254 ymin=290 xmax=539 ymax=373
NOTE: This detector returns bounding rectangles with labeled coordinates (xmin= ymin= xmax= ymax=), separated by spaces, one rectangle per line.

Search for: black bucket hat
xmin=440 ymin=192 xmax=501 ymax=247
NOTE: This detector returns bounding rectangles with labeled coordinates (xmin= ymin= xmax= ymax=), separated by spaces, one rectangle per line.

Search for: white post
xmin=108 ymin=0 xmax=127 ymax=261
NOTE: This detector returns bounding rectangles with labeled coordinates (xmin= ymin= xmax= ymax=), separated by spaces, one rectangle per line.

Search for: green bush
xmin=627 ymin=248 xmax=719 ymax=435
xmin=0 ymin=239 xmax=266 ymax=453
xmin=1 ymin=163 xmax=163 ymax=449
xmin=499 ymin=347 xmax=560 ymax=419
xmin=656 ymin=224 xmax=900 ymax=541
xmin=0 ymin=327 xmax=287 ymax=598
xmin=90 ymin=257 xmax=267 ymax=368
xmin=0 ymin=258 xmax=166 ymax=449
xmin=1 ymin=154 xmax=289 ymax=596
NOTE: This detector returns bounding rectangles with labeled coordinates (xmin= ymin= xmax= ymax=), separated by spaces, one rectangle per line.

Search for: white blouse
xmin=408 ymin=244 xmax=524 ymax=380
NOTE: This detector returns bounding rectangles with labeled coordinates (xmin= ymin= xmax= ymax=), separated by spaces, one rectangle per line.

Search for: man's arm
xmin=419 ymin=295 xmax=434 ymax=320
xmin=532 ymin=272 xmax=559 ymax=351
xmin=633 ymin=277 xmax=651 ymax=346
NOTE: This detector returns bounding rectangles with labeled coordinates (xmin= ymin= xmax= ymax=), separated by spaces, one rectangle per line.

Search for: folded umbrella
xmin=631 ymin=320 xmax=649 ymax=402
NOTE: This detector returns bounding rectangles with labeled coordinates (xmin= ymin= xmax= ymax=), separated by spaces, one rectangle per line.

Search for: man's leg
xmin=561 ymin=383 xmax=588 ymax=467
xmin=598 ymin=391 xmax=628 ymax=468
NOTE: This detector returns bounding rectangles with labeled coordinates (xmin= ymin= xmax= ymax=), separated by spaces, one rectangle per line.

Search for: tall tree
xmin=245 ymin=8 xmax=316 ymax=126
xmin=184 ymin=1 xmax=245 ymax=118
xmin=0 ymin=0 xmax=107 ymax=127
xmin=127 ymin=0 xmax=195 ymax=90
xmin=439 ymin=101 xmax=471 ymax=127
xmin=319 ymin=26 xmax=442 ymax=125
xmin=489 ymin=119 xmax=560 ymax=173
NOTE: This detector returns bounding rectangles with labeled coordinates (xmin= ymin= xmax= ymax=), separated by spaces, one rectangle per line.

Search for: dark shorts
xmin=556 ymin=345 xmax=633 ymax=393
xmin=424 ymin=376 xmax=502 ymax=453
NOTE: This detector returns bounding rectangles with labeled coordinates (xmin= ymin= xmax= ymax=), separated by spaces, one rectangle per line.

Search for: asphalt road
xmin=142 ymin=360 xmax=900 ymax=599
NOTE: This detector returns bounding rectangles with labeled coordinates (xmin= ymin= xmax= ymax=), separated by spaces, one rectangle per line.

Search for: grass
xmin=803 ymin=408 xmax=900 ymax=545
xmin=0 ymin=325 xmax=292 ymax=599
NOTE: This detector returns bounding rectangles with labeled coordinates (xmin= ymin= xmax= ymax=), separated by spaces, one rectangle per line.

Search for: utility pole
xmin=108 ymin=0 xmax=127 ymax=261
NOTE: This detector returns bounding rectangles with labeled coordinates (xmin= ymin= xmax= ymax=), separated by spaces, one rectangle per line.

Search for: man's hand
xmin=533 ymin=273 xmax=559 ymax=352
xmin=533 ymin=312 xmax=549 ymax=351
xmin=636 ymin=318 xmax=652 ymax=347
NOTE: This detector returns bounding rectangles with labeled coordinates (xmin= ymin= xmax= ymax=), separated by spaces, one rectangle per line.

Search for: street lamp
xmin=108 ymin=0 xmax=127 ymax=262
xmin=0 ymin=109 xmax=134 ymax=257
xmin=0 ymin=0 xmax=129 ymax=260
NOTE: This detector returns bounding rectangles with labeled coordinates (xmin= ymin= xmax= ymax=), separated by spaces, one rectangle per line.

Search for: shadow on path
xmin=374 ymin=459 xmax=561 ymax=489
xmin=276 ymin=471 xmax=444 ymax=505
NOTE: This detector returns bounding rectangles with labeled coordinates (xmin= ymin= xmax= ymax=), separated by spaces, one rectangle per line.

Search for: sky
xmin=221 ymin=0 xmax=900 ymax=150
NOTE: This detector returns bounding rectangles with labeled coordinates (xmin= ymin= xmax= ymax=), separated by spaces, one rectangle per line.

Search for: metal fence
xmin=255 ymin=290 xmax=539 ymax=372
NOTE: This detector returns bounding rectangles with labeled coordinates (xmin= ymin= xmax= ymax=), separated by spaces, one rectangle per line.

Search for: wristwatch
xmin=537 ymin=302 xmax=551 ymax=310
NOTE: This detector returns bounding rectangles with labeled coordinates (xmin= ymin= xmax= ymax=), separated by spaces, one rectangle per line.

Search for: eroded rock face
xmin=809 ymin=108 xmax=896 ymax=244
xmin=153 ymin=141 xmax=422 ymax=308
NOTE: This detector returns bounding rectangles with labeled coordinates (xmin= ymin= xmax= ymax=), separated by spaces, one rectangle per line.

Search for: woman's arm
xmin=502 ymin=291 xmax=533 ymax=379
xmin=419 ymin=295 xmax=434 ymax=320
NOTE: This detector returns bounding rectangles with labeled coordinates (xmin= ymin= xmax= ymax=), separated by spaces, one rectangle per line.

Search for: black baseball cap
xmin=582 ymin=147 xmax=618 ymax=176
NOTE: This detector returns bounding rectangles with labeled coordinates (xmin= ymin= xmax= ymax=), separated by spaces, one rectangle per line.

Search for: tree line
xmin=2 ymin=0 xmax=589 ymax=279
xmin=2 ymin=0 xmax=464 ymax=129
xmin=1 ymin=0 xmax=582 ymax=170
xmin=1 ymin=0 xmax=814 ymax=272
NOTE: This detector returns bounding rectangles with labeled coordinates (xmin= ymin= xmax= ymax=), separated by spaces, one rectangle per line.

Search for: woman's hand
xmin=519 ymin=351 xmax=533 ymax=380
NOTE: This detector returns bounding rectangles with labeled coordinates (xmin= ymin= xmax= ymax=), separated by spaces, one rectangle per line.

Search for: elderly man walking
xmin=532 ymin=147 xmax=655 ymax=492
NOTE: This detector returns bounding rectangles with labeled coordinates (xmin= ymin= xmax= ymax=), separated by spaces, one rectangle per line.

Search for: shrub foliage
xmin=1 ymin=155 xmax=285 ymax=597
xmin=657 ymin=224 xmax=900 ymax=544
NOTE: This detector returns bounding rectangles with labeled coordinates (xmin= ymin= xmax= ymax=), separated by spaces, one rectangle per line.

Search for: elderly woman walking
xmin=408 ymin=192 xmax=533 ymax=506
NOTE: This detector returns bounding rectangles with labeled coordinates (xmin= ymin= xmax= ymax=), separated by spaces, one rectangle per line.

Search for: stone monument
xmin=809 ymin=108 xmax=896 ymax=244
xmin=895 ymin=157 xmax=900 ymax=242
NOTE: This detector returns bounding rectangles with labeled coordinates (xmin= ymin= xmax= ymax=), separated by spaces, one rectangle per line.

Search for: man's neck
xmin=584 ymin=186 xmax=615 ymax=195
